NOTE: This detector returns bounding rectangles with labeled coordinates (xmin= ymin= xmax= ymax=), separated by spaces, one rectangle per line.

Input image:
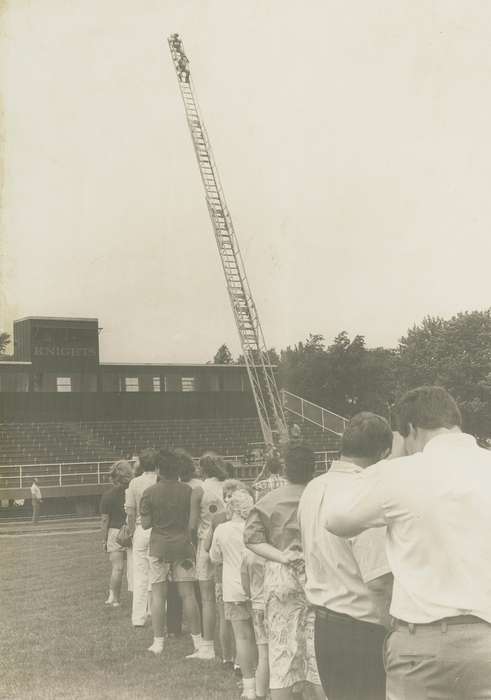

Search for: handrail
xmin=281 ymin=389 xmax=348 ymax=436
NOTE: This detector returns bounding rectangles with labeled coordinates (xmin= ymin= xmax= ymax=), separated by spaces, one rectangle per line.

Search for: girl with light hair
xmin=100 ymin=460 xmax=133 ymax=607
xmin=210 ymin=491 xmax=259 ymax=700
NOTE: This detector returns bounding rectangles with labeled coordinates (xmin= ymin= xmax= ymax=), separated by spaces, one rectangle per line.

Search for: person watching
xmin=323 ymin=386 xmax=491 ymax=700
xmin=299 ymin=412 xmax=394 ymax=700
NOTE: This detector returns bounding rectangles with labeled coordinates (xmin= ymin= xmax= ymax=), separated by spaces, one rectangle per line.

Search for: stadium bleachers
xmin=0 ymin=416 xmax=341 ymax=466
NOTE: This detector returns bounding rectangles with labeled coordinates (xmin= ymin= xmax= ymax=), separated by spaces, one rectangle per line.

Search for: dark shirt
xmin=140 ymin=479 xmax=194 ymax=562
xmin=100 ymin=485 xmax=126 ymax=529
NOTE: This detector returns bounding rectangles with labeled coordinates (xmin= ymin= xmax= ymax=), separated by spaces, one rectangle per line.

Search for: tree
xmin=0 ymin=332 xmax=11 ymax=359
xmin=213 ymin=343 xmax=233 ymax=364
xmin=398 ymin=310 xmax=491 ymax=436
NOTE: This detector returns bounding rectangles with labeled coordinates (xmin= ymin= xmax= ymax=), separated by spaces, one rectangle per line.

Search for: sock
xmin=242 ymin=677 xmax=255 ymax=694
xmin=191 ymin=633 xmax=202 ymax=650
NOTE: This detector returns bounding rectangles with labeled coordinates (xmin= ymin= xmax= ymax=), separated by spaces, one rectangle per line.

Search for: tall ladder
xmin=168 ymin=34 xmax=288 ymax=447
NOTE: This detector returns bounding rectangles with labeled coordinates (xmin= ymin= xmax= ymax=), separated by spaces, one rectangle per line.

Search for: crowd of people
xmin=100 ymin=385 xmax=491 ymax=700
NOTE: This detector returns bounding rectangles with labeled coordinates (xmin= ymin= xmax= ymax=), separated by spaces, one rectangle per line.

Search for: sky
xmin=1 ymin=0 xmax=491 ymax=363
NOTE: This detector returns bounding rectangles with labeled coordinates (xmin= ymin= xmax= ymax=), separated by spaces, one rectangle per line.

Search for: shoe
xmin=234 ymin=664 xmax=242 ymax=678
xmin=105 ymin=596 xmax=115 ymax=605
xmin=148 ymin=641 xmax=164 ymax=655
xmin=221 ymin=661 xmax=234 ymax=672
xmin=185 ymin=647 xmax=216 ymax=660
xmin=111 ymin=601 xmax=121 ymax=608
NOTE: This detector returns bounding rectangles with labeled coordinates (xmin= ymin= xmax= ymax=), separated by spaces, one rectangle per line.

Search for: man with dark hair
xmin=140 ymin=449 xmax=202 ymax=657
xmin=323 ymin=386 xmax=491 ymax=700
xmin=299 ymin=412 xmax=393 ymax=700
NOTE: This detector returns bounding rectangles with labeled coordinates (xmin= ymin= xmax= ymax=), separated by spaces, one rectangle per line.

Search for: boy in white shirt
xmin=210 ymin=490 xmax=257 ymax=700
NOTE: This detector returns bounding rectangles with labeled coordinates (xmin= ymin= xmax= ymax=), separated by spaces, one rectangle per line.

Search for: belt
xmin=315 ymin=607 xmax=384 ymax=629
xmin=392 ymin=615 xmax=486 ymax=632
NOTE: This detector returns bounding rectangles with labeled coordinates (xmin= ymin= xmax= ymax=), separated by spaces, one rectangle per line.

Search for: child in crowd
xmin=241 ymin=548 xmax=268 ymax=699
xmin=210 ymin=490 xmax=257 ymax=700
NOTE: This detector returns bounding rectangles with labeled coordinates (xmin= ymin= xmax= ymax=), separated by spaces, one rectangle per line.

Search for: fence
xmin=281 ymin=390 xmax=348 ymax=436
xmin=0 ymin=450 xmax=339 ymax=492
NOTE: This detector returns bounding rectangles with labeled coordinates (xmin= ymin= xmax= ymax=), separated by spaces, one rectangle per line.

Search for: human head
xmin=341 ymin=412 xmax=393 ymax=467
xmin=32 ymin=478 xmax=38 ymax=485
xmin=175 ymin=449 xmax=197 ymax=483
xmin=199 ymin=452 xmax=228 ymax=481
xmin=158 ymin=449 xmax=180 ymax=480
xmin=284 ymin=444 xmax=316 ymax=484
xmin=109 ymin=460 xmax=134 ymax=486
xmin=139 ymin=447 xmax=159 ymax=473
xmin=265 ymin=449 xmax=282 ymax=475
xmin=226 ymin=490 xmax=254 ymax=520
xmin=222 ymin=478 xmax=253 ymax=503
xmin=396 ymin=385 xmax=462 ymax=454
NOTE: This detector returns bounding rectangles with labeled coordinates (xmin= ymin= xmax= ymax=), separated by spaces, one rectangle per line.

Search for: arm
xmin=367 ymin=573 xmax=393 ymax=629
xmin=124 ymin=482 xmax=137 ymax=534
xmin=188 ymin=486 xmax=202 ymax=546
xmin=139 ymin=492 xmax=152 ymax=530
xmin=209 ymin=528 xmax=222 ymax=564
xmin=100 ymin=514 xmax=110 ymax=552
xmin=321 ymin=464 xmax=388 ymax=537
xmin=244 ymin=505 xmax=303 ymax=565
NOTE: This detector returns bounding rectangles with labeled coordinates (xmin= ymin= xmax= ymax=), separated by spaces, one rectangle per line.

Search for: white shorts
xmin=106 ymin=528 xmax=125 ymax=553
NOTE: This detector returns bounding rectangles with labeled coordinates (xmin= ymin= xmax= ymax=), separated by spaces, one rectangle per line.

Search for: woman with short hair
xmin=244 ymin=445 xmax=324 ymax=700
xmin=100 ymin=460 xmax=133 ymax=608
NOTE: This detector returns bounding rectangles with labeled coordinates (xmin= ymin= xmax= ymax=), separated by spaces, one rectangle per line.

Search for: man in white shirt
xmin=323 ymin=386 xmax=491 ymax=700
xmin=30 ymin=478 xmax=42 ymax=524
xmin=125 ymin=448 xmax=158 ymax=627
xmin=299 ymin=412 xmax=393 ymax=700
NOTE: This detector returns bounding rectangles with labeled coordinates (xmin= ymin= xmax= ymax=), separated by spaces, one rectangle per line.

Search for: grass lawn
xmin=0 ymin=531 xmax=239 ymax=700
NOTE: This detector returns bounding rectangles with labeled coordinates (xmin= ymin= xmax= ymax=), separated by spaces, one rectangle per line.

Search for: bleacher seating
xmin=0 ymin=415 xmax=341 ymax=466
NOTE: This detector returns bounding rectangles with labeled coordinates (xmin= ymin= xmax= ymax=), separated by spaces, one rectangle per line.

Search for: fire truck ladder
xmin=168 ymin=34 xmax=288 ymax=447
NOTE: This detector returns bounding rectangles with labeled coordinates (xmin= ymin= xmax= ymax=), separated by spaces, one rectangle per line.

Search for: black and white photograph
xmin=1 ymin=2 xmax=491 ymax=699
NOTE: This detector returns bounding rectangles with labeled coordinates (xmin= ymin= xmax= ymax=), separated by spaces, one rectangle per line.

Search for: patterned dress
xmin=244 ymin=482 xmax=322 ymax=691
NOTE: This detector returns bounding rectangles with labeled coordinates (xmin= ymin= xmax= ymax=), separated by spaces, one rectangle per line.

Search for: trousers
xmin=32 ymin=499 xmax=40 ymax=523
xmin=314 ymin=608 xmax=386 ymax=700
xmin=131 ymin=526 xmax=151 ymax=626
xmin=385 ymin=622 xmax=491 ymax=699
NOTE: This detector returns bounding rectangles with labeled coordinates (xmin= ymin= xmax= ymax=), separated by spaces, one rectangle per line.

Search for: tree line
xmin=212 ymin=309 xmax=491 ymax=438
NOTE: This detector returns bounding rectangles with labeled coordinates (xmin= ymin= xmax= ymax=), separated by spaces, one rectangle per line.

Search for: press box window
xmin=56 ymin=377 xmax=72 ymax=393
xmin=124 ymin=377 xmax=139 ymax=392
xmin=152 ymin=376 xmax=161 ymax=392
xmin=181 ymin=377 xmax=197 ymax=392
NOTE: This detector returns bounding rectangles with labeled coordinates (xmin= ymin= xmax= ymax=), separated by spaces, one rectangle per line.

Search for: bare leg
xmin=231 ymin=619 xmax=257 ymax=678
xmin=217 ymin=601 xmax=234 ymax=660
xmin=177 ymin=581 xmax=201 ymax=635
xmin=256 ymin=643 xmax=269 ymax=697
xmin=199 ymin=579 xmax=216 ymax=641
xmin=151 ymin=581 xmax=167 ymax=638
xmin=109 ymin=551 xmax=124 ymax=602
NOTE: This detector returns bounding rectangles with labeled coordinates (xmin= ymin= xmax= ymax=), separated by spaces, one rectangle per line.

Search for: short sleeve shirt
xmin=244 ymin=482 xmax=305 ymax=552
xmin=100 ymin=485 xmax=126 ymax=529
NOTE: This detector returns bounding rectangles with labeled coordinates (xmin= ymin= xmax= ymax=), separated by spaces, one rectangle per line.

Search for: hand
xmin=282 ymin=550 xmax=304 ymax=565
xmin=102 ymin=542 xmax=107 ymax=552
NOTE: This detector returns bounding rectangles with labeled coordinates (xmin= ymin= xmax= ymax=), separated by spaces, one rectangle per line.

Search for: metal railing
xmin=0 ymin=450 xmax=339 ymax=492
xmin=281 ymin=390 xmax=348 ymax=436
xmin=0 ymin=461 xmax=115 ymax=490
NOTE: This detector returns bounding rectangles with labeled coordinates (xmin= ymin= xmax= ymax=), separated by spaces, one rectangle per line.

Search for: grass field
xmin=0 ymin=530 xmax=239 ymax=700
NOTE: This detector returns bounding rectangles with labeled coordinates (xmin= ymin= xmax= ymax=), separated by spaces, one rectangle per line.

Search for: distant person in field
xmin=30 ymin=478 xmax=43 ymax=524
xmin=140 ymin=449 xmax=202 ymax=657
xmin=187 ymin=452 xmax=227 ymax=660
xmin=125 ymin=447 xmax=158 ymax=627
xmin=100 ymin=460 xmax=134 ymax=607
